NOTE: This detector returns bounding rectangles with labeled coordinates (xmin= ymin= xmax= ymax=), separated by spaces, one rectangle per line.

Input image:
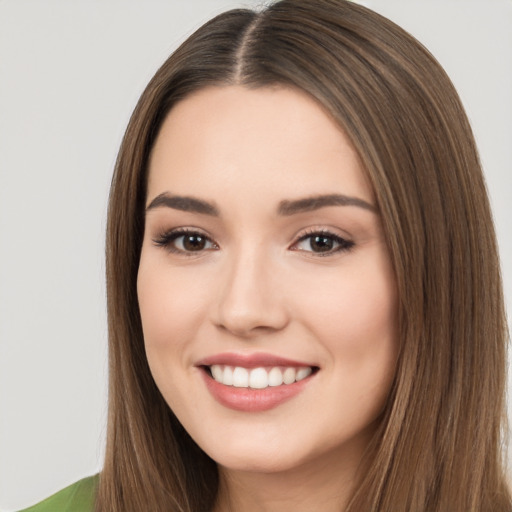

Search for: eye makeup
xmin=290 ymin=228 xmax=355 ymax=256
xmin=152 ymin=226 xmax=355 ymax=258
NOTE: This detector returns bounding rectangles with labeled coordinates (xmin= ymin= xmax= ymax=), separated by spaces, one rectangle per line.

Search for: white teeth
xmin=208 ymin=365 xmax=314 ymax=389
xmin=223 ymin=366 xmax=233 ymax=386
xmin=268 ymin=367 xmax=283 ymax=387
xmin=232 ymin=367 xmax=249 ymax=387
xmin=296 ymin=367 xmax=312 ymax=381
xmin=211 ymin=365 xmax=223 ymax=382
xmin=249 ymin=367 xmax=268 ymax=389
xmin=283 ymin=367 xmax=296 ymax=384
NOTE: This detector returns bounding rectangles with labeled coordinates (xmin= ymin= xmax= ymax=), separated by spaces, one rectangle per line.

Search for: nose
xmin=212 ymin=249 xmax=289 ymax=338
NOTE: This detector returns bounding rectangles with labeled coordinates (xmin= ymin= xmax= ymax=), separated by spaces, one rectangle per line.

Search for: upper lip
xmin=196 ymin=352 xmax=317 ymax=369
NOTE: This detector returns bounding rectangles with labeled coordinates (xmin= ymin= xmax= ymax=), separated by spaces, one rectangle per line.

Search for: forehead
xmin=147 ymin=85 xmax=374 ymax=205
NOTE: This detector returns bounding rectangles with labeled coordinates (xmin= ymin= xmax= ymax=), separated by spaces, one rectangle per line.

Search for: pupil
xmin=311 ymin=235 xmax=333 ymax=252
xmin=183 ymin=235 xmax=206 ymax=251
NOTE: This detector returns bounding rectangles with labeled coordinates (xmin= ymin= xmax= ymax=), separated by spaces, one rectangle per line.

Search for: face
xmin=137 ymin=85 xmax=398 ymax=477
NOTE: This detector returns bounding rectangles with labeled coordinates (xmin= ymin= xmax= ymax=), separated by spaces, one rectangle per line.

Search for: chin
xmin=212 ymin=448 xmax=308 ymax=475
xmin=191 ymin=428 xmax=309 ymax=474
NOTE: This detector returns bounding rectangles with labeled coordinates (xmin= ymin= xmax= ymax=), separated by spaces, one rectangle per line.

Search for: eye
xmin=153 ymin=229 xmax=217 ymax=255
xmin=292 ymin=230 xmax=354 ymax=256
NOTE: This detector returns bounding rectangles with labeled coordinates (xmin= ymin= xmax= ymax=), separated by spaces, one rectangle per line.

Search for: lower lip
xmin=201 ymin=369 xmax=314 ymax=412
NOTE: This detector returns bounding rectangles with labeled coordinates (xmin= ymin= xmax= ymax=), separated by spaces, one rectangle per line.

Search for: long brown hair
xmin=98 ymin=1 xmax=510 ymax=510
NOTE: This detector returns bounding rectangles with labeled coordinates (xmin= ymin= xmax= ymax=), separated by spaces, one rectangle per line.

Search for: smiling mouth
xmin=204 ymin=365 xmax=317 ymax=389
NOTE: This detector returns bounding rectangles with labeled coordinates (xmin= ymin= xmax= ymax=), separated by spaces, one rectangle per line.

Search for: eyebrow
xmin=146 ymin=193 xmax=220 ymax=216
xmin=277 ymin=194 xmax=377 ymax=215
xmin=145 ymin=192 xmax=377 ymax=217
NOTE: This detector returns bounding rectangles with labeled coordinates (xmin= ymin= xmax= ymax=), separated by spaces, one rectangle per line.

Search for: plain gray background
xmin=1 ymin=1 xmax=511 ymax=510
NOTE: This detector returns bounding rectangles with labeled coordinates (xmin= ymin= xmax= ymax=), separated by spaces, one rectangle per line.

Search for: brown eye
xmin=293 ymin=231 xmax=354 ymax=255
xmin=182 ymin=234 xmax=207 ymax=251
xmin=310 ymin=235 xmax=335 ymax=252
xmin=153 ymin=229 xmax=217 ymax=254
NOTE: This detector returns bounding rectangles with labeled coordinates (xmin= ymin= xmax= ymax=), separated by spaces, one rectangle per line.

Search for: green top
xmin=18 ymin=475 xmax=98 ymax=512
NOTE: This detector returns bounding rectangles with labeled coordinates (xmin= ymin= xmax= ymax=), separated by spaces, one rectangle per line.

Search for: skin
xmin=137 ymin=85 xmax=398 ymax=512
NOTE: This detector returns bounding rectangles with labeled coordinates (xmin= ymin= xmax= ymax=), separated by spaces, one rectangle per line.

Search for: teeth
xmin=296 ymin=367 xmax=312 ymax=381
xmin=211 ymin=365 xmax=223 ymax=382
xmin=268 ymin=367 xmax=283 ymax=387
xmin=283 ymin=367 xmax=296 ymax=384
xmin=209 ymin=365 xmax=313 ymax=389
xmin=232 ymin=367 xmax=249 ymax=387
xmin=249 ymin=367 xmax=268 ymax=389
xmin=223 ymin=366 xmax=233 ymax=386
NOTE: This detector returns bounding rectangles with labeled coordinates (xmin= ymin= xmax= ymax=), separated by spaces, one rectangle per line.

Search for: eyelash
xmin=152 ymin=228 xmax=355 ymax=257
xmin=292 ymin=228 xmax=355 ymax=256
xmin=152 ymin=228 xmax=217 ymax=256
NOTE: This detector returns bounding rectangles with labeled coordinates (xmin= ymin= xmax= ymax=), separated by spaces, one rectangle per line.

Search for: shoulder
xmin=18 ymin=474 xmax=98 ymax=512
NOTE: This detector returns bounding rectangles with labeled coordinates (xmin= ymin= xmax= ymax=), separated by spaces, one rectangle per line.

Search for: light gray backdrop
xmin=0 ymin=1 xmax=510 ymax=510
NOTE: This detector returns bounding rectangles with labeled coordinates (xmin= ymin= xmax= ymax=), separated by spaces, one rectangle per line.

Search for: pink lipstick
xmin=197 ymin=352 xmax=317 ymax=412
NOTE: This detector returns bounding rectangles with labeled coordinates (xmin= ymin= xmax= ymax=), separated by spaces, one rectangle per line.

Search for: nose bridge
xmin=213 ymin=242 xmax=288 ymax=336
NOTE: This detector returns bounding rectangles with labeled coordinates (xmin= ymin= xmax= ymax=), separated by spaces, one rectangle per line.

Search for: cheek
xmin=293 ymin=254 xmax=398 ymax=403
xmin=298 ymin=262 xmax=397 ymax=349
xmin=321 ymin=283 xmax=397 ymax=389
xmin=137 ymin=257 xmax=207 ymax=347
xmin=136 ymin=257 xmax=205 ymax=411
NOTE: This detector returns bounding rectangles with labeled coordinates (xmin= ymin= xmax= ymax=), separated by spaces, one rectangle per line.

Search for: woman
xmin=21 ymin=0 xmax=511 ymax=511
